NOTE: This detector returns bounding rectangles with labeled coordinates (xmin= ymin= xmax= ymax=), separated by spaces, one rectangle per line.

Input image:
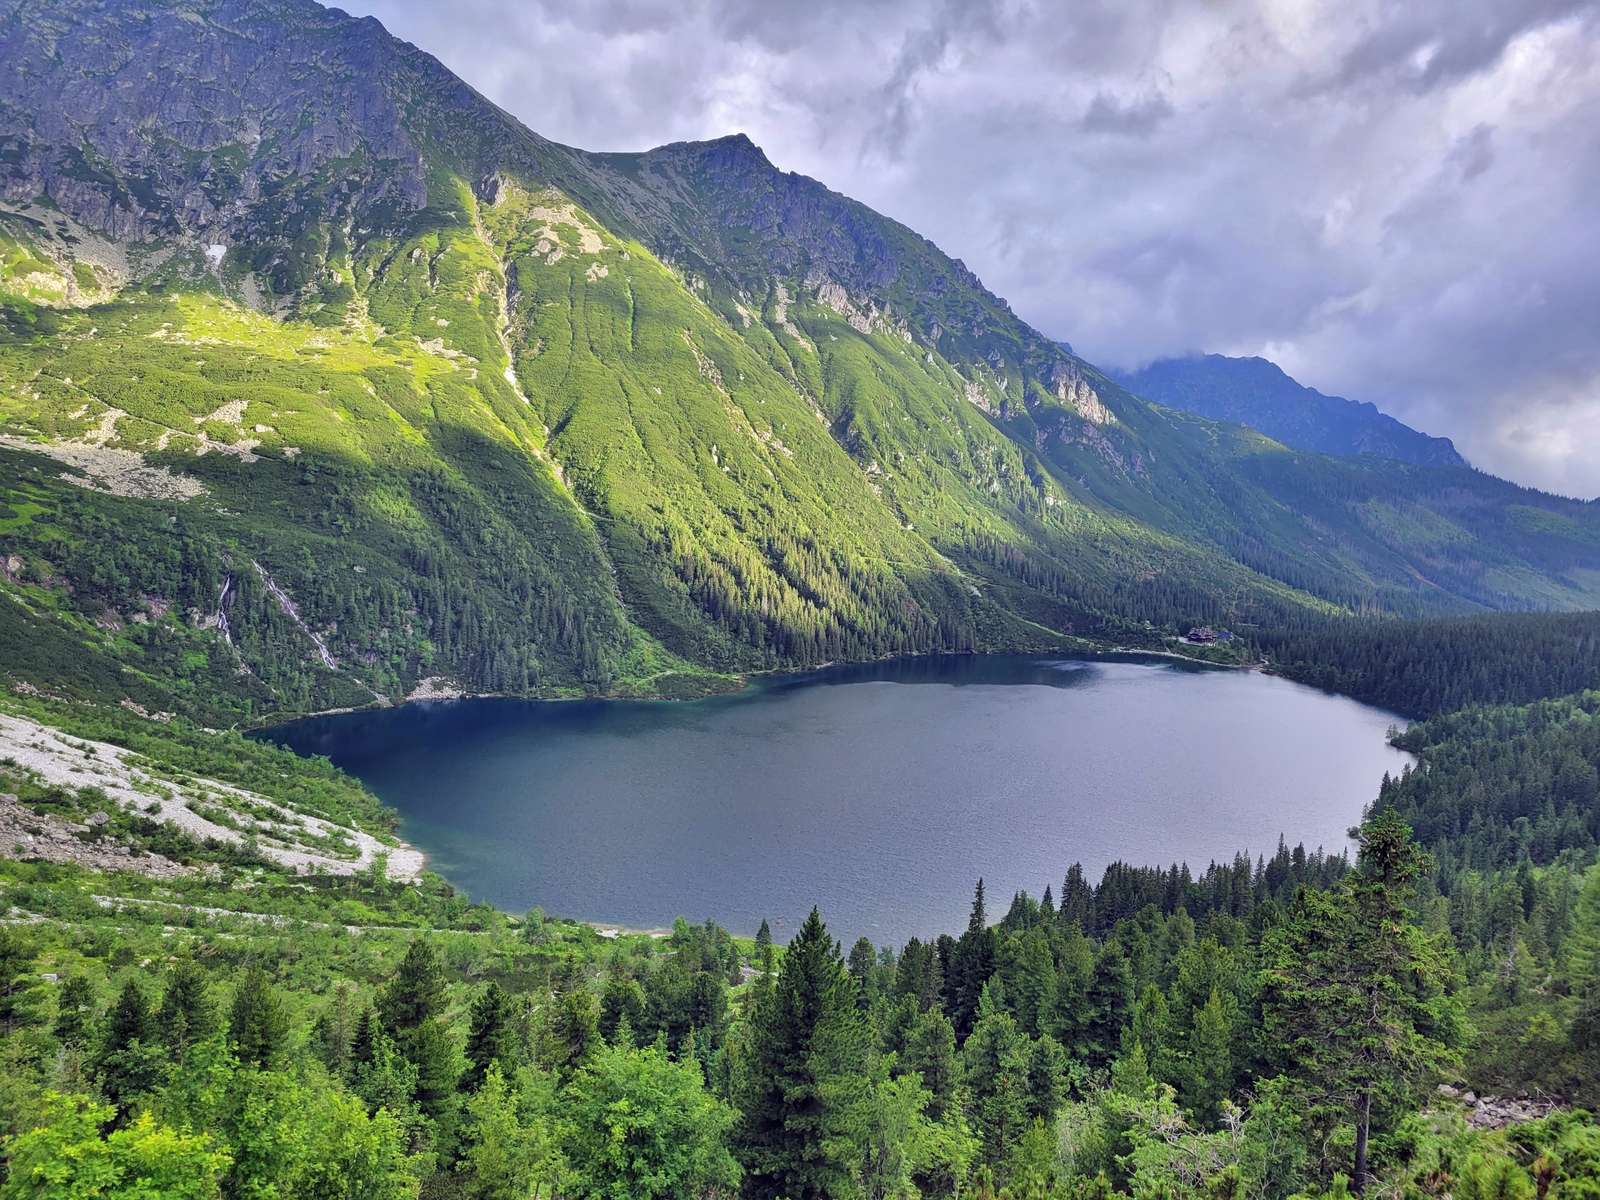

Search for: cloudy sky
xmin=345 ymin=0 xmax=1600 ymax=495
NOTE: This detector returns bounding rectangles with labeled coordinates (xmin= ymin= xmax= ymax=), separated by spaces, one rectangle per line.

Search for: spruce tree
xmin=848 ymin=937 xmax=878 ymax=1011
xmin=1182 ymin=987 xmax=1236 ymax=1126
xmin=1025 ymin=1034 xmax=1068 ymax=1124
xmin=951 ymin=880 xmax=998 ymax=1040
xmin=1571 ymin=864 xmax=1600 ymax=1098
xmin=410 ymin=1014 xmax=462 ymax=1126
xmin=738 ymin=907 xmax=866 ymax=1200
xmin=52 ymin=975 xmax=95 ymax=1049
xmin=350 ymin=1005 xmax=379 ymax=1070
xmin=156 ymin=958 xmax=216 ymax=1055
xmin=1260 ymin=812 xmax=1463 ymax=1191
xmin=229 ymin=963 xmax=290 ymax=1069
xmin=312 ymin=983 xmax=357 ymax=1078
xmin=1059 ymin=865 xmax=1095 ymax=931
xmin=0 ymin=928 xmax=37 ymax=1036
xmin=599 ymin=974 xmax=648 ymax=1044
xmin=548 ymin=986 xmax=600 ymax=1078
xmin=103 ymin=978 xmax=152 ymax=1050
xmin=1567 ymin=863 xmax=1600 ymax=988
xmin=380 ymin=939 xmax=447 ymax=1043
xmin=95 ymin=977 xmax=161 ymax=1114
xmin=962 ymin=979 xmax=1030 ymax=1169
xmin=1007 ymin=929 xmax=1057 ymax=1037
xmin=1081 ymin=944 xmax=1133 ymax=1070
xmin=464 ymin=980 xmax=515 ymax=1090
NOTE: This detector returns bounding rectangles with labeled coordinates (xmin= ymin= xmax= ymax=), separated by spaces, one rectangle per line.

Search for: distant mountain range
xmin=1 ymin=0 xmax=1598 ymax=720
xmin=1113 ymin=354 xmax=1466 ymax=469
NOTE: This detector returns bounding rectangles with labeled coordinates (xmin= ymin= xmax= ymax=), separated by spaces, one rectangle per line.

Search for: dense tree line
xmin=1374 ymin=691 xmax=1600 ymax=870
xmin=3 ymin=810 xmax=1595 ymax=1199
xmin=1254 ymin=612 xmax=1600 ymax=718
xmin=1037 ymin=841 xmax=1350 ymax=938
xmin=4 ymin=559 xmax=1600 ymax=1196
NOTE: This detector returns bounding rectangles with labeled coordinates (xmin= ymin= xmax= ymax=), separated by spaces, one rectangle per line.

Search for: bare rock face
xmin=0 ymin=0 xmax=1114 ymax=448
xmin=1435 ymin=1084 xmax=1561 ymax=1131
xmin=0 ymin=793 xmax=190 ymax=878
xmin=0 ymin=0 xmax=473 ymax=289
xmin=1051 ymin=362 xmax=1116 ymax=426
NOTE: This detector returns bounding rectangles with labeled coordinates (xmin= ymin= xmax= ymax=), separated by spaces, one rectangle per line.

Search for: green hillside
xmin=0 ymin=4 xmax=1597 ymax=1199
xmin=1 ymin=0 xmax=1598 ymax=724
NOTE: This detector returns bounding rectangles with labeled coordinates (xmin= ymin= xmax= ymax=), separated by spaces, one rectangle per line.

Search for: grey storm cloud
xmin=343 ymin=0 xmax=1600 ymax=498
xmin=1081 ymin=89 xmax=1175 ymax=135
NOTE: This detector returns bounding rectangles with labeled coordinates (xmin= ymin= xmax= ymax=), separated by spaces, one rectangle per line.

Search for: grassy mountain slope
xmin=0 ymin=0 xmax=1598 ymax=722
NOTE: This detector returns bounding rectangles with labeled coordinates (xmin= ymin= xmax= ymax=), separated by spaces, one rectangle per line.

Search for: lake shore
xmin=247 ymin=641 xmax=1256 ymax=733
xmin=256 ymin=655 xmax=1410 ymax=944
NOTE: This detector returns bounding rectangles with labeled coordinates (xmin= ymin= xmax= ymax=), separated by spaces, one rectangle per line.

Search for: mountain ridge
xmin=2 ymin=0 xmax=1599 ymax=723
xmin=1114 ymin=353 xmax=1467 ymax=469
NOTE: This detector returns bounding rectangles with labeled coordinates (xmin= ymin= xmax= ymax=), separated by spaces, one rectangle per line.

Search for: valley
xmin=0 ymin=2 xmax=1596 ymax=1199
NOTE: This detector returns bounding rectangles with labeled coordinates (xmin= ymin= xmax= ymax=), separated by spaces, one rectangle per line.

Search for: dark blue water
xmin=259 ymin=655 xmax=1411 ymax=944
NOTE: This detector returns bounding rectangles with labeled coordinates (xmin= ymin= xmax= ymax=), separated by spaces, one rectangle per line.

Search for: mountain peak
xmin=1113 ymin=354 xmax=1467 ymax=469
xmin=646 ymin=131 xmax=775 ymax=171
xmin=711 ymin=131 xmax=764 ymax=154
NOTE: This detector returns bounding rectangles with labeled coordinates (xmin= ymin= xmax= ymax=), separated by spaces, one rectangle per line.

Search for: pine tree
xmin=380 ymin=939 xmax=447 ymax=1042
xmin=1260 ymin=812 xmax=1463 ymax=1191
xmin=458 ymin=1062 xmax=565 ymax=1200
xmin=565 ymin=1041 xmax=742 ymax=1199
xmin=738 ymin=907 xmax=867 ymax=1200
xmin=1008 ymin=1118 xmax=1064 ymax=1200
xmin=464 ymin=981 xmax=515 ymax=1090
xmin=903 ymin=1006 xmax=961 ymax=1121
xmin=1131 ymin=984 xmax=1172 ymax=1084
xmin=352 ymin=1025 xmax=420 ymax=1121
xmin=229 ymin=963 xmax=290 ymax=1069
xmin=963 ymin=979 xmax=1030 ymax=1169
xmin=53 ymin=975 xmax=95 ymax=1048
xmin=155 ymin=959 xmax=216 ymax=1055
